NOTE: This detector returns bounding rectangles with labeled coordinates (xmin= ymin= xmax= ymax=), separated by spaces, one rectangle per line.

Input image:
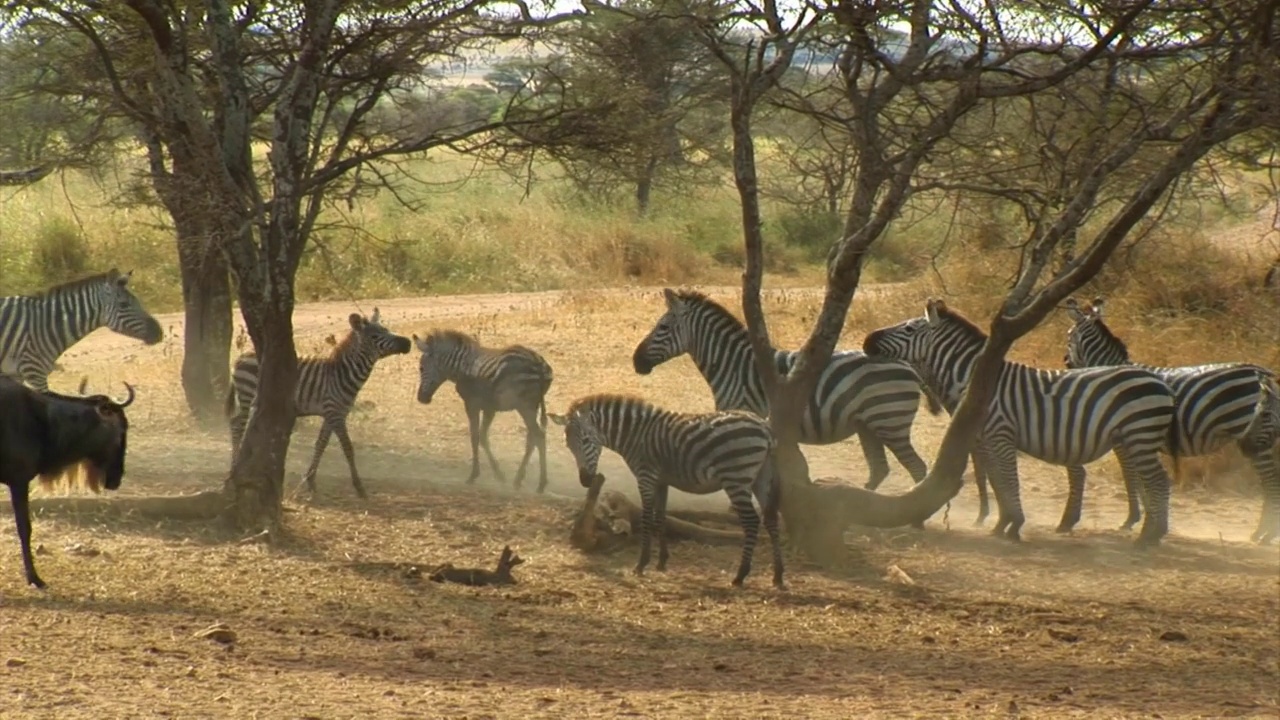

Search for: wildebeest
xmin=0 ymin=376 xmax=135 ymax=589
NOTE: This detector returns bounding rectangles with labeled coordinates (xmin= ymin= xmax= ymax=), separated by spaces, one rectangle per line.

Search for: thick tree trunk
xmin=635 ymin=156 xmax=658 ymax=217
xmin=223 ymin=287 xmax=299 ymax=532
xmin=177 ymin=231 xmax=233 ymax=426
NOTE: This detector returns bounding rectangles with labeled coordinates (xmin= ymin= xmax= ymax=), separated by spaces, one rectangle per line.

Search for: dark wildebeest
xmin=0 ymin=376 xmax=135 ymax=589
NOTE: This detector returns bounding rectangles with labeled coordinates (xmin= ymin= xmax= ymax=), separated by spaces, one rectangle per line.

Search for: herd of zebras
xmin=2 ymin=272 xmax=1278 ymax=589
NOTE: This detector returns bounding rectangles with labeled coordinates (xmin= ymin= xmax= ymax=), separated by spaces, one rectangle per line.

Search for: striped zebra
xmin=548 ymin=393 xmax=784 ymax=588
xmin=412 ymin=329 xmax=554 ymax=493
xmin=224 ymin=309 xmax=411 ymax=499
xmin=632 ymin=289 xmax=945 ymax=494
xmin=863 ymin=298 xmax=1179 ymax=545
xmin=0 ymin=270 xmax=163 ymax=391
xmin=1064 ymin=296 xmax=1280 ymax=542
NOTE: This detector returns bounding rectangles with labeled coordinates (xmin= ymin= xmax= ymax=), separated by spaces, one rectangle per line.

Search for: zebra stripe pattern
xmin=632 ymin=289 xmax=941 ymax=494
xmin=0 ymin=269 xmax=163 ymax=391
xmin=549 ymin=394 xmax=784 ymax=588
xmin=413 ymin=329 xmax=554 ymax=493
xmin=225 ymin=308 xmax=411 ymax=499
xmin=863 ymin=298 xmax=1179 ymax=545
xmin=1064 ymin=296 xmax=1280 ymax=542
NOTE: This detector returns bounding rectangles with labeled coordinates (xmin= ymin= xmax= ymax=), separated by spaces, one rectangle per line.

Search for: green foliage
xmin=32 ymin=216 xmax=91 ymax=284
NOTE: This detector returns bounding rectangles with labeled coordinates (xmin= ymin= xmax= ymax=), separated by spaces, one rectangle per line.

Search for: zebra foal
xmin=0 ymin=269 xmax=163 ymax=391
xmin=549 ymin=394 xmax=784 ymax=588
xmin=225 ymin=308 xmax=411 ymax=498
xmin=863 ymin=298 xmax=1180 ymax=546
xmin=413 ymin=329 xmax=553 ymax=493
xmin=1064 ymin=296 xmax=1280 ymax=542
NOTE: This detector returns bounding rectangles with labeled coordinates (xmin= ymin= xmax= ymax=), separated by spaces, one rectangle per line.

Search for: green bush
xmin=33 ymin=217 xmax=91 ymax=284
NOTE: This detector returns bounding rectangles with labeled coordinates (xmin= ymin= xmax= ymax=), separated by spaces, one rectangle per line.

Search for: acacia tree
xmin=6 ymin=0 xmax=567 ymax=529
xmin=495 ymin=0 xmax=728 ymax=214
xmin=681 ymin=0 xmax=1278 ymax=562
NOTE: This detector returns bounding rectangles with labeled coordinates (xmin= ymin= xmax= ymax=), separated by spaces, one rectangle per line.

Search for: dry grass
xmin=3 ymin=283 xmax=1277 ymax=718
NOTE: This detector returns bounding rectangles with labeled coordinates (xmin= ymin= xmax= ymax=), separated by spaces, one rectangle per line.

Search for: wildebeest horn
xmin=116 ymin=382 xmax=135 ymax=408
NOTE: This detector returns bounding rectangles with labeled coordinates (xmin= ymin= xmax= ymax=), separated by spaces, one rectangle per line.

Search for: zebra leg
xmin=1244 ymin=447 xmax=1279 ymax=543
xmin=985 ymin=439 xmax=1025 ymax=541
xmin=654 ymin=483 xmax=671 ymax=571
xmin=634 ymin=472 xmax=659 ymax=576
xmin=228 ymin=406 xmax=249 ymax=463
xmin=858 ymin=430 xmax=892 ymax=491
xmin=512 ymin=406 xmax=542 ymax=491
xmin=464 ymin=401 xmax=483 ymax=484
xmin=300 ymin=424 xmax=334 ymax=496
xmin=477 ymin=408 xmax=508 ymax=484
xmin=1115 ymin=447 xmax=1172 ymax=548
xmin=330 ymin=418 xmax=369 ymax=500
xmin=1119 ymin=471 xmax=1144 ymax=532
xmin=972 ymin=451 xmax=991 ymax=526
xmin=755 ymin=460 xmax=786 ymax=589
xmin=726 ymin=485 xmax=762 ymax=587
xmin=1056 ymin=465 xmax=1089 ymax=534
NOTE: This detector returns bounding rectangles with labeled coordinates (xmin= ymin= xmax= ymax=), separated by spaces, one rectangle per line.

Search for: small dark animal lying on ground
xmin=0 ymin=376 xmax=135 ymax=589
xmin=429 ymin=545 xmax=524 ymax=586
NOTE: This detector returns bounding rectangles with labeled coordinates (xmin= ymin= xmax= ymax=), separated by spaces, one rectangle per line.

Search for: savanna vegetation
xmin=0 ymin=1 xmax=1277 ymax=715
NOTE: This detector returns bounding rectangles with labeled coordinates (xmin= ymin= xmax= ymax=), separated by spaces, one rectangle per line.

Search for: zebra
xmin=224 ymin=308 xmax=411 ymax=499
xmin=863 ymin=298 xmax=1179 ymax=546
xmin=412 ymin=329 xmax=554 ymax=493
xmin=548 ymin=393 xmax=784 ymax=588
xmin=0 ymin=269 xmax=163 ymax=391
xmin=633 ymin=288 xmax=948 ymax=493
xmin=1064 ymin=296 xmax=1280 ymax=542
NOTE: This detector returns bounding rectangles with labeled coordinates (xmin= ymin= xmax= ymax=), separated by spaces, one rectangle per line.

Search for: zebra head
xmin=1063 ymin=296 xmax=1128 ymax=368
xmin=548 ymin=408 xmax=604 ymax=487
xmin=412 ymin=328 xmax=470 ymax=404
xmin=100 ymin=270 xmax=163 ymax=345
xmin=861 ymin=298 xmax=949 ymax=364
xmin=349 ymin=307 xmax=412 ymax=362
xmin=633 ymin=288 xmax=696 ymax=375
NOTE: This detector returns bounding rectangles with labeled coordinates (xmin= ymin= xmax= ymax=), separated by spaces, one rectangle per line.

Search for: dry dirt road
xmin=2 ymin=283 xmax=1277 ymax=719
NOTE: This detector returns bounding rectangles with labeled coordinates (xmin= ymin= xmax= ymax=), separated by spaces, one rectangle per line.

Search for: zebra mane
xmin=568 ymin=392 xmax=658 ymax=416
xmin=423 ymin=328 xmax=480 ymax=349
xmin=670 ymin=289 xmax=745 ymax=330
xmin=933 ymin=304 xmax=990 ymax=344
xmin=26 ymin=271 xmax=117 ymax=299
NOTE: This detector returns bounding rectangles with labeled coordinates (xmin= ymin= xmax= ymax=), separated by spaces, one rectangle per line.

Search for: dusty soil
xmin=2 ymin=284 xmax=1277 ymax=719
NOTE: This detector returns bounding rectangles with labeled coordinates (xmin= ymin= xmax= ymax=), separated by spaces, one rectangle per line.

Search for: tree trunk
xmin=177 ymin=235 xmax=233 ymax=426
xmin=223 ymin=286 xmax=299 ymax=532
xmin=635 ymin=155 xmax=658 ymax=217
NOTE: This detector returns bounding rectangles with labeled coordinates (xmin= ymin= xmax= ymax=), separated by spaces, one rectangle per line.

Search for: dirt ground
xmin=2 ymin=283 xmax=1277 ymax=719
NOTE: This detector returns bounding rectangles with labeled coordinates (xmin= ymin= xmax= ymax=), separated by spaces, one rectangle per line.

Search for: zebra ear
xmin=547 ymin=413 xmax=568 ymax=426
xmin=412 ymin=334 xmax=428 ymax=351
xmin=1091 ymin=298 xmax=1105 ymax=318
xmin=662 ymin=288 xmax=679 ymax=308
xmin=1064 ymin=298 xmax=1086 ymax=323
xmin=349 ymin=313 xmax=365 ymax=330
xmin=370 ymin=307 xmax=381 ymax=324
xmin=925 ymin=297 xmax=944 ymax=323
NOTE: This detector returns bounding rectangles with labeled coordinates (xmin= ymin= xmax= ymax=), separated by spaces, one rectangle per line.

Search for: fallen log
xmin=569 ymin=477 xmax=744 ymax=554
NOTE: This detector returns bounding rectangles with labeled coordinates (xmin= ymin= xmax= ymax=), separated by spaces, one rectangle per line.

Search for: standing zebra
xmin=548 ymin=393 xmax=784 ymax=588
xmin=632 ymin=289 xmax=949 ymax=494
xmin=225 ymin=309 xmax=411 ymax=499
xmin=863 ymin=298 xmax=1179 ymax=545
xmin=1064 ymin=296 xmax=1280 ymax=542
xmin=0 ymin=270 xmax=163 ymax=391
xmin=413 ymin=329 xmax=553 ymax=493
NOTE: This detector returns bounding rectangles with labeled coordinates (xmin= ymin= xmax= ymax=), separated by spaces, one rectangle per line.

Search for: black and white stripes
xmin=1064 ymin=297 xmax=1280 ymax=542
xmin=632 ymin=289 xmax=940 ymax=492
xmin=549 ymin=393 xmax=784 ymax=588
xmin=225 ymin=308 xmax=411 ymax=498
xmin=414 ymin=329 xmax=554 ymax=493
xmin=864 ymin=298 xmax=1179 ymax=545
xmin=0 ymin=270 xmax=163 ymax=391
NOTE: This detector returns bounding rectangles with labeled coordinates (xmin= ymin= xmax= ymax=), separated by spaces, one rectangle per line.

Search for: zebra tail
xmin=223 ymin=381 xmax=238 ymax=420
xmin=920 ymin=383 xmax=944 ymax=417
